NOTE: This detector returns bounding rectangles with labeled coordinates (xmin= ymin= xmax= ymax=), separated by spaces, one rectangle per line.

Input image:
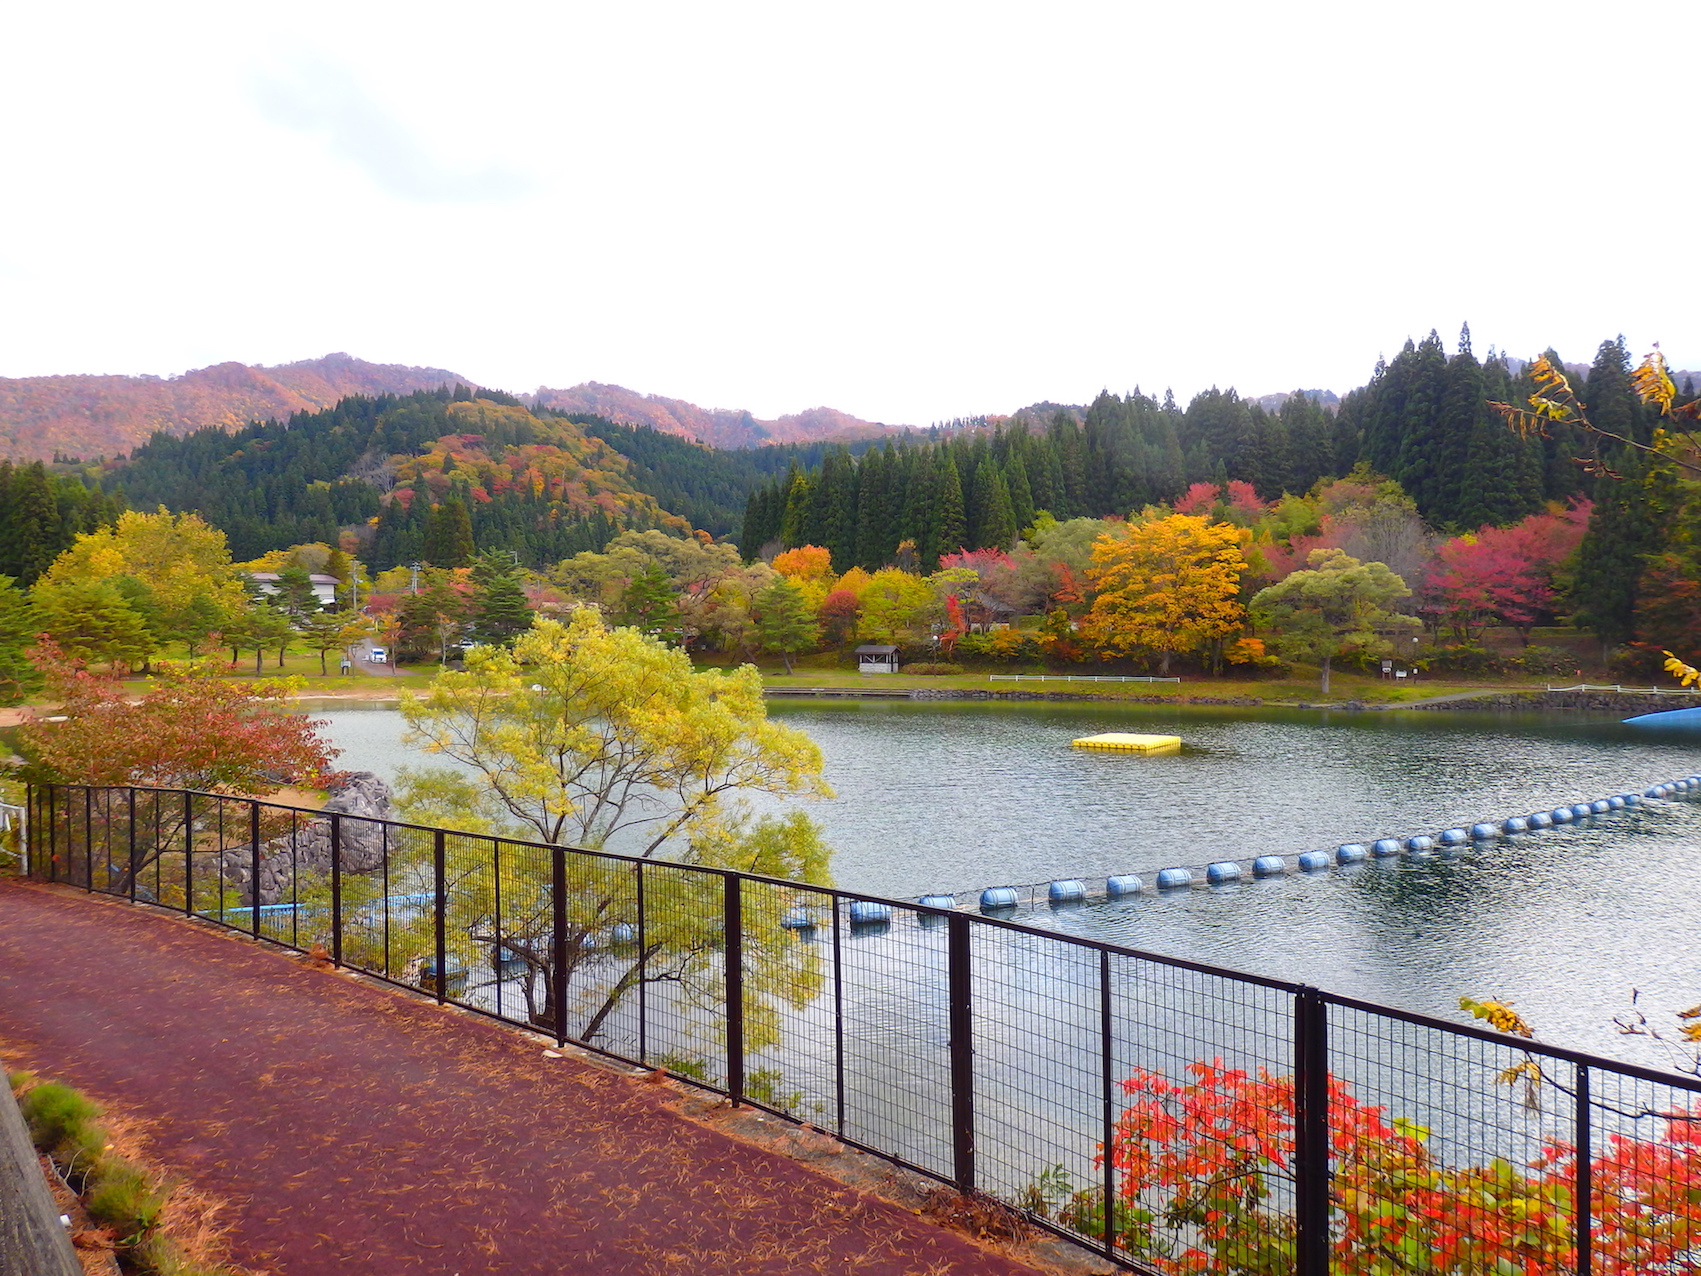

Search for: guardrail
xmin=988 ymin=674 xmax=1183 ymax=684
xmin=23 ymin=782 xmax=1701 ymax=1274
xmin=1546 ymin=684 xmax=1695 ymax=695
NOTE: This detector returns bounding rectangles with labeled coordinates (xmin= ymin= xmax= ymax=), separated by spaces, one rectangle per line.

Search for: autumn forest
xmin=0 ymin=328 xmax=1697 ymax=702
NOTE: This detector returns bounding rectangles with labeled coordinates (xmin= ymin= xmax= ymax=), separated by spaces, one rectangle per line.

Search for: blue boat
xmin=1624 ymin=705 xmax=1701 ymax=728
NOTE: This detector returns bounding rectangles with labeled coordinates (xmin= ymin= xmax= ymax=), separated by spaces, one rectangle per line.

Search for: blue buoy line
xmin=901 ymin=773 xmax=1701 ymax=919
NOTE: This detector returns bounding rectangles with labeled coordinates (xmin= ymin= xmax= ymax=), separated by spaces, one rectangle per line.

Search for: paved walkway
xmin=0 ymin=880 xmax=1053 ymax=1276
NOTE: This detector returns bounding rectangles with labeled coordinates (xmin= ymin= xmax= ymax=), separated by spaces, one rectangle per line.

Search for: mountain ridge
xmin=0 ymin=354 xmax=912 ymax=461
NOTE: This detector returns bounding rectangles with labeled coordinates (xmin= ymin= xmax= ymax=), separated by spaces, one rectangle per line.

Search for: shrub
xmin=87 ymin=1156 xmax=168 ymax=1239
xmin=905 ymin=662 xmax=964 ymax=676
xmin=20 ymin=1079 xmax=105 ymax=1169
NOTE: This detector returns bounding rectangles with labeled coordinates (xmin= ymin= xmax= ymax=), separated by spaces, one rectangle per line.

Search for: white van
xmin=369 ymin=647 xmax=388 ymax=662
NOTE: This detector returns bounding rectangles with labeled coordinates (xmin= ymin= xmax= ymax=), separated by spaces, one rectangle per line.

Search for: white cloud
xmin=250 ymin=53 xmax=539 ymax=204
xmin=0 ymin=0 xmax=1695 ymax=416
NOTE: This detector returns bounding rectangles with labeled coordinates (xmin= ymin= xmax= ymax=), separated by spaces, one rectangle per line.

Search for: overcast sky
xmin=3 ymin=2 xmax=1693 ymax=425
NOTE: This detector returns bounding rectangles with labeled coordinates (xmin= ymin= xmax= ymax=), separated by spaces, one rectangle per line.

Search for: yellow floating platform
xmin=1071 ymin=732 xmax=1182 ymax=754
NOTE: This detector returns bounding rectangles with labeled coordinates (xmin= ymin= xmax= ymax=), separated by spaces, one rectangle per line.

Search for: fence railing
xmin=1546 ymin=683 xmax=1696 ymax=696
xmin=988 ymin=674 xmax=1183 ymax=684
xmin=22 ymin=782 xmax=1701 ymax=1275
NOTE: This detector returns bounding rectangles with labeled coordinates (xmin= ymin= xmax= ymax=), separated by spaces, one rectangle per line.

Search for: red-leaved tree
xmin=18 ymin=643 xmax=341 ymax=893
xmin=19 ymin=643 xmax=339 ymax=794
xmin=1081 ymin=1057 xmax=1701 ymax=1276
xmin=1422 ymin=503 xmax=1590 ymax=644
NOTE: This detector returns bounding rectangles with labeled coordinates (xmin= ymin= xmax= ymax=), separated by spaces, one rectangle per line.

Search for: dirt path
xmin=0 ymin=880 xmax=1055 ymax=1276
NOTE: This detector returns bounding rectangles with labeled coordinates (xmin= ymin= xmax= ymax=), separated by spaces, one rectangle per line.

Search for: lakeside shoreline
xmin=8 ymin=681 xmax=1697 ymax=729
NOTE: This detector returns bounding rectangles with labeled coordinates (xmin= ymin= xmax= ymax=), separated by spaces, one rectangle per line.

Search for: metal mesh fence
xmin=25 ymin=783 xmax=1701 ymax=1274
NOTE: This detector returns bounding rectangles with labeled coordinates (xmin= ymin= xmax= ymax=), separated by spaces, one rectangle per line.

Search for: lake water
xmin=303 ymin=697 xmax=1701 ymax=1063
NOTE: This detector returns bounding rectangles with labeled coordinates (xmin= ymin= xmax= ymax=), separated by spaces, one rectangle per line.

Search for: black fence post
xmin=1100 ymin=948 xmax=1116 ymax=1258
xmin=82 ymin=787 xmax=93 ymax=893
xmin=550 ymin=846 xmax=568 ymax=1047
xmin=433 ymin=830 xmax=448 ymax=1006
xmin=124 ymin=788 xmax=136 ymax=902
xmin=946 ymin=910 xmax=976 ymax=1193
xmin=329 ymin=814 xmax=343 ymax=968
xmin=724 ymin=874 xmax=745 ymax=1106
xmin=1576 ymin=1063 xmax=1593 ymax=1276
xmin=1293 ymin=987 xmax=1330 ymax=1276
xmin=249 ymin=801 xmax=262 ymax=938
xmin=635 ymin=862 xmax=647 ymax=1063
xmin=182 ymin=791 xmax=193 ymax=915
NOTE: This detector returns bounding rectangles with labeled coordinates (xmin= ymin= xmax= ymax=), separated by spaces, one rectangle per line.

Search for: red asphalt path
xmin=0 ymin=880 xmax=1051 ymax=1276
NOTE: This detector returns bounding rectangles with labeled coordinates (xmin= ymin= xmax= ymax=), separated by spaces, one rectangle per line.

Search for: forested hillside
xmin=742 ymin=328 xmax=1605 ymax=571
xmin=0 ymin=353 xmax=465 ymax=461
xmin=98 ymin=388 xmax=687 ymax=570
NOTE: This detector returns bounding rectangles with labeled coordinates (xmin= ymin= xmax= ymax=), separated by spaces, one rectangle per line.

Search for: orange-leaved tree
xmin=1079 ymin=514 xmax=1250 ymax=674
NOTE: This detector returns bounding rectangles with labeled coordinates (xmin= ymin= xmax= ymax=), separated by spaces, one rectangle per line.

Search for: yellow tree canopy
xmin=1080 ymin=514 xmax=1250 ymax=673
xmin=855 ymin=567 xmax=934 ymax=643
xmin=41 ymin=508 xmax=245 ymax=616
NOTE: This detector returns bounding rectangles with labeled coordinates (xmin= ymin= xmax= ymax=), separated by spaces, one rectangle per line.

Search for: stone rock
xmin=220 ymin=772 xmax=394 ymax=906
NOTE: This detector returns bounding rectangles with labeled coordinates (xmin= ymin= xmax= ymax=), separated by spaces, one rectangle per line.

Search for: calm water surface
xmin=303 ymin=697 xmax=1701 ymax=1062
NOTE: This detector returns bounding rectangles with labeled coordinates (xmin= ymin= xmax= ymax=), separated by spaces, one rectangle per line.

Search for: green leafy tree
xmin=29 ymin=578 xmax=157 ymax=671
xmin=0 ymin=575 xmax=42 ymax=705
xmin=396 ymin=576 xmax=468 ymax=664
xmin=753 ymin=577 xmax=820 ymax=674
xmin=613 ymin=562 xmax=684 ymax=644
xmin=1251 ymin=548 xmax=1419 ymax=693
xmin=271 ymin=564 xmax=323 ymax=620
xmin=160 ymin=592 xmax=228 ymax=659
xmin=234 ymin=600 xmax=294 ymax=675
xmin=299 ymin=608 xmax=370 ymax=675
xmin=394 ymin=611 xmax=834 ymax=1042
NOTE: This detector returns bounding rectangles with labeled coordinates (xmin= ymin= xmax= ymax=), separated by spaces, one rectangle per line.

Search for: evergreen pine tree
xmin=422 ymin=497 xmax=475 ymax=568
xmin=1004 ymin=450 xmax=1035 ymax=533
xmin=934 ymin=457 xmax=967 ymax=565
xmin=467 ymin=552 xmax=534 ymax=646
xmin=903 ymin=451 xmax=939 ymax=566
xmin=779 ymin=465 xmax=811 ymax=548
xmin=979 ymin=472 xmax=1016 ymax=551
xmin=854 ymin=446 xmax=893 ymax=571
xmin=1571 ymin=451 xmax=1661 ymax=653
xmin=820 ymin=449 xmax=859 ymax=572
xmin=1391 ymin=331 xmax=1451 ymax=522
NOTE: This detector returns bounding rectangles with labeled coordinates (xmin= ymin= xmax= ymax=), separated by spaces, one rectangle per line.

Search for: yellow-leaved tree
xmin=39 ymin=508 xmax=246 ymax=618
xmin=1079 ymin=514 xmax=1250 ymax=674
xmin=395 ymin=610 xmax=835 ymax=1054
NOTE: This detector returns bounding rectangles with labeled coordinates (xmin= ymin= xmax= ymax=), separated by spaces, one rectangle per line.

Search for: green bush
xmin=20 ymin=1080 xmax=105 ymax=1169
xmin=87 ymin=1156 xmax=168 ymax=1240
xmin=905 ymin=662 xmax=964 ymax=676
